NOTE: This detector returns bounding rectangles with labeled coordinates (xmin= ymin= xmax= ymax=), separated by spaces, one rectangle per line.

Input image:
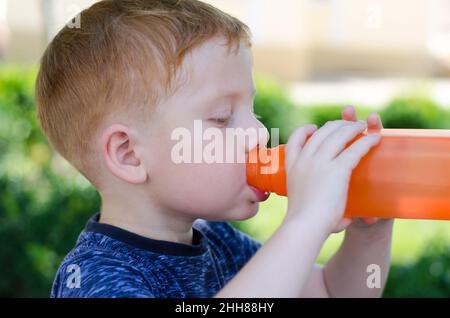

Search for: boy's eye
xmin=210 ymin=117 xmax=231 ymax=126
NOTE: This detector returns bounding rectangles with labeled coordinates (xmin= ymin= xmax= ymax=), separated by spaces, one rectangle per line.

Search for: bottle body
xmin=246 ymin=129 xmax=450 ymax=220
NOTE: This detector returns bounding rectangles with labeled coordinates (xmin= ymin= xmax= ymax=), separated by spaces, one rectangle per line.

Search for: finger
xmin=362 ymin=218 xmax=379 ymax=225
xmin=367 ymin=113 xmax=383 ymax=132
xmin=332 ymin=218 xmax=353 ymax=233
xmin=285 ymin=124 xmax=317 ymax=170
xmin=342 ymin=106 xmax=358 ymax=122
xmin=302 ymin=120 xmax=352 ymax=158
xmin=316 ymin=121 xmax=368 ymax=161
xmin=337 ymin=133 xmax=381 ymax=169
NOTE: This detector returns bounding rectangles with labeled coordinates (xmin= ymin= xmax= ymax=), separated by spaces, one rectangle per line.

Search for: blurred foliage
xmin=0 ymin=66 xmax=450 ymax=297
xmin=306 ymin=104 xmax=377 ymax=127
xmin=384 ymin=237 xmax=450 ymax=297
xmin=381 ymin=96 xmax=450 ymax=129
xmin=254 ymin=76 xmax=304 ymax=145
xmin=0 ymin=66 xmax=100 ymax=297
xmin=308 ymin=105 xmax=344 ymax=127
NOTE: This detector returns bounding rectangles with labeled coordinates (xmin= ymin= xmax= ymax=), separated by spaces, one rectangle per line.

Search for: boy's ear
xmin=101 ymin=124 xmax=148 ymax=184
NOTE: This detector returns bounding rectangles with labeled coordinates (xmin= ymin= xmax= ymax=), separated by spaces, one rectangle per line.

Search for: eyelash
xmin=211 ymin=116 xmax=232 ymax=126
xmin=212 ymin=111 xmax=261 ymax=125
xmin=253 ymin=112 xmax=262 ymax=120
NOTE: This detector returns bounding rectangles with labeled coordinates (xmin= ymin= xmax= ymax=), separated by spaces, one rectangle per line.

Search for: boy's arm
xmin=300 ymin=220 xmax=394 ymax=298
xmin=323 ymin=220 xmax=394 ymax=297
xmin=215 ymin=215 xmax=330 ymax=298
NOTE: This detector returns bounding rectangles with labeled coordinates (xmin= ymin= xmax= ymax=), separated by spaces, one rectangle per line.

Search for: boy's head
xmin=36 ymin=0 xmax=269 ymax=221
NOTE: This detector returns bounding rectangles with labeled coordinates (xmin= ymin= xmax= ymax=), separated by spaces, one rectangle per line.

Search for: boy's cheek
xmin=143 ymin=154 xmax=256 ymax=221
xmin=155 ymin=162 xmax=247 ymax=209
xmin=179 ymin=162 xmax=246 ymax=194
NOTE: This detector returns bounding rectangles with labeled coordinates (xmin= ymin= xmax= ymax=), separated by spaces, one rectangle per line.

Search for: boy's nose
xmin=245 ymin=118 xmax=270 ymax=154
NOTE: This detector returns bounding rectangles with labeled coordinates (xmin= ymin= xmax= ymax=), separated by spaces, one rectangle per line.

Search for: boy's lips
xmin=249 ymin=186 xmax=271 ymax=202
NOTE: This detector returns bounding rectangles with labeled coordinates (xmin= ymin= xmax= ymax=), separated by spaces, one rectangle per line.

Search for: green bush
xmin=0 ymin=66 xmax=100 ymax=297
xmin=381 ymin=96 xmax=450 ymax=129
xmin=384 ymin=238 xmax=450 ymax=298
xmin=295 ymin=103 xmax=378 ymax=128
xmin=254 ymin=76 xmax=303 ymax=144
xmin=307 ymin=105 xmax=344 ymax=127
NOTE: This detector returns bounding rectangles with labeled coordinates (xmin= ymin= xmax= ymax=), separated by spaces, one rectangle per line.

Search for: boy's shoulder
xmin=51 ymin=230 xmax=156 ymax=298
xmin=51 ymin=214 xmax=261 ymax=298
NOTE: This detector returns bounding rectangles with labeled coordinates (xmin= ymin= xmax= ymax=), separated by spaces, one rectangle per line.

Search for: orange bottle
xmin=246 ymin=129 xmax=450 ymax=220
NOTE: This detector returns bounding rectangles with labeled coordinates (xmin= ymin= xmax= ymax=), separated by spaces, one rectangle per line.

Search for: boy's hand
xmin=341 ymin=106 xmax=393 ymax=229
xmin=284 ymin=119 xmax=381 ymax=234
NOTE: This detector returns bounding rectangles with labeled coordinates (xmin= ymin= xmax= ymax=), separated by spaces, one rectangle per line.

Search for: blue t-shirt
xmin=51 ymin=213 xmax=261 ymax=298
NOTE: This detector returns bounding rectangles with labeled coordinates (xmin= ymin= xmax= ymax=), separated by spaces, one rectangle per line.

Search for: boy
xmin=36 ymin=0 xmax=393 ymax=298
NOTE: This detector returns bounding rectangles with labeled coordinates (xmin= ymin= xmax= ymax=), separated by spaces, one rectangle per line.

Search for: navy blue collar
xmin=85 ymin=213 xmax=208 ymax=256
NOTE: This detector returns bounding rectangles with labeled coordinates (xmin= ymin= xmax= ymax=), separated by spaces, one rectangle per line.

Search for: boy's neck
xmin=99 ymin=193 xmax=196 ymax=246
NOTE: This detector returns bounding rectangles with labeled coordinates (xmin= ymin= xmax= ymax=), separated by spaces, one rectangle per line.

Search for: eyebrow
xmin=201 ymin=87 xmax=257 ymax=112
xmin=219 ymin=88 xmax=257 ymax=100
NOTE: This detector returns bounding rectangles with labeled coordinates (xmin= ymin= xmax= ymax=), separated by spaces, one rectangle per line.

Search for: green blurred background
xmin=1 ymin=66 xmax=450 ymax=297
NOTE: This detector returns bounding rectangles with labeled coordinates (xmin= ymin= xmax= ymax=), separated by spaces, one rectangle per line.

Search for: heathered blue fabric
xmin=51 ymin=213 xmax=261 ymax=298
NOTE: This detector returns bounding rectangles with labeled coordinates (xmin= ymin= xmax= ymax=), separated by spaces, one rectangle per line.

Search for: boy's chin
xmin=199 ymin=202 xmax=260 ymax=222
xmin=227 ymin=202 xmax=260 ymax=221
